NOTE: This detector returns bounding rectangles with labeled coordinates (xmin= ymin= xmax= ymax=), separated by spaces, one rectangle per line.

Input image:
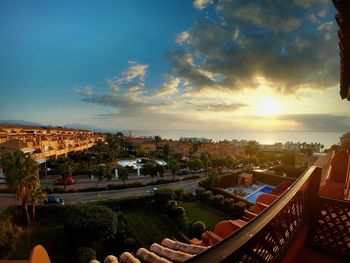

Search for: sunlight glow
xmin=258 ymin=97 xmax=281 ymax=117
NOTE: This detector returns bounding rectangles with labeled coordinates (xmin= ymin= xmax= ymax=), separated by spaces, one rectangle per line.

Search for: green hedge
xmin=211 ymin=188 xmax=254 ymax=206
xmin=217 ymin=172 xmax=239 ymax=188
xmin=252 ymin=171 xmax=296 ymax=185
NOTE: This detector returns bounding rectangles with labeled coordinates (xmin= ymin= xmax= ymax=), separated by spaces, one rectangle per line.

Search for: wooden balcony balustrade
xmin=187 ymin=166 xmax=349 ymax=262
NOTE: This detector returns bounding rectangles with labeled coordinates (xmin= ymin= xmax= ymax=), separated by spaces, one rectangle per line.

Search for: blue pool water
xmin=245 ymin=186 xmax=274 ymax=203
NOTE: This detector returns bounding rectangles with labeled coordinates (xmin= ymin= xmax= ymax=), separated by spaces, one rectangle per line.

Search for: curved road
xmin=0 ymin=177 xmax=203 ymax=212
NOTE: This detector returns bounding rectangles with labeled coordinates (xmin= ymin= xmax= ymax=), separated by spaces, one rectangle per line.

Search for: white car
xmin=147 ymin=187 xmax=158 ymax=193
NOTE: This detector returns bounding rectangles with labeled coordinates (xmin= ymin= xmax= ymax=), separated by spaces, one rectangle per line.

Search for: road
xmin=58 ymin=177 xmax=202 ymax=203
xmin=0 ymin=177 xmax=203 ymax=212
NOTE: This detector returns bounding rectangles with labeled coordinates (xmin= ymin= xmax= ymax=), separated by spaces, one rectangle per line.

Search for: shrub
xmin=95 ymin=195 xmax=154 ymax=211
xmin=36 ymin=204 xmax=67 ymax=218
xmin=64 ymin=205 xmax=118 ymax=244
xmin=0 ymin=216 xmax=22 ymax=258
xmin=183 ymin=175 xmax=201 ymax=180
xmin=73 ymin=247 xmax=96 ymax=263
xmin=253 ymin=171 xmax=296 ymax=185
xmin=174 ymin=188 xmax=184 ymax=197
xmin=172 ymin=206 xmax=186 ymax=217
xmin=223 ymin=198 xmax=235 ymax=210
xmin=201 ymin=191 xmax=212 ymax=201
xmin=78 ymin=186 xmax=108 ymax=192
xmin=213 ymin=194 xmax=224 ymax=206
xmin=191 ymin=221 xmax=206 ymax=239
xmin=195 ymin=186 xmax=205 ymax=197
xmin=181 ymin=191 xmax=195 ymax=202
xmin=199 ymin=173 xmax=220 ymax=189
xmin=154 ymin=188 xmax=174 ymax=208
xmin=124 ymin=237 xmax=136 ymax=246
xmin=211 ymin=188 xmax=254 ymax=206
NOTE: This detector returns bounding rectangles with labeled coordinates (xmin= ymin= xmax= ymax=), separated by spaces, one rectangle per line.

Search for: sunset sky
xmin=1 ymin=0 xmax=349 ymax=132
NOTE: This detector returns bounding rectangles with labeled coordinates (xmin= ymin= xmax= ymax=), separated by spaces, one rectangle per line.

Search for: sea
xmin=129 ymin=130 xmax=346 ymax=149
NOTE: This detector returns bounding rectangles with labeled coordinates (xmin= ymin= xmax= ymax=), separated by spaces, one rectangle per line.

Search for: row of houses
xmin=230 ymin=139 xmax=323 ymax=153
xmin=0 ymin=124 xmax=104 ymax=162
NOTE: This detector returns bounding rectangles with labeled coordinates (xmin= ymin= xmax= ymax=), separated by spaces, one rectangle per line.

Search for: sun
xmin=258 ymin=97 xmax=281 ymax=117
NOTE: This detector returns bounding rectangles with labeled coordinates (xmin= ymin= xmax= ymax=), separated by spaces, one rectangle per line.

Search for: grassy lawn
xmin=181 ymin=202 xmax=231 ymax=230
xmin=6 ymin=217 xmax=65 ymax=263
xmin=121 ymin=207 xmax=182 ymax=247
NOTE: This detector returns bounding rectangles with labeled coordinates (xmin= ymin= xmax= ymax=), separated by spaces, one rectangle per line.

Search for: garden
xmin=0 ymin=187 xmax=235 ymax=263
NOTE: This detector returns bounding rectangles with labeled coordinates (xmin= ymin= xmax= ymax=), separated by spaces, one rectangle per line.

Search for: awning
xmin=21 ymin=147 xmax=35 ymax=153
xmin=36 ymin=158 xmax=46 ymax=164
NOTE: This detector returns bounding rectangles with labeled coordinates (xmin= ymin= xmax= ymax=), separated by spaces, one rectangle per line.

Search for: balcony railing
xmin=308 ymin=196 xmax=350 ymax=258
xmin=188 ymin=166 xmax=323 ymax=263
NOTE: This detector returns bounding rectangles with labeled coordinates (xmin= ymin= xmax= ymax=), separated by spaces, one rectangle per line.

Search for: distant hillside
xmin=0 ymin=119 xmax=42 ymax=126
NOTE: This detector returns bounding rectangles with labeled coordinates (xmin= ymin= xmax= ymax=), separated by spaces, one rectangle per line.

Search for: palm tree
xmin=1 ymin=151 xmax=40 ymax=225
xmin=30 ymin=187 xmax=47 ymax=223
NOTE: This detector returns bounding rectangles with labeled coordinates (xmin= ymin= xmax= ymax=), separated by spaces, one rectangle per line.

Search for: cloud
xmin=123 ymin=61 xmax=148 ymax=82
xmin=176 ymin=31 xmax=190 ymax=45
xmin=154 ymin=78 xmax=180 ymax=97
xmin=278 ymin=114 xmax=350 ymax=131
xmin=317 ymin=21 xmax=333 ymax=31
xmin=193 ymin=0 xmax=213 ymax=10
xmin=195 ymin=103 xmax=248 ymax=112
xmin=167 ymin=0 xmax=338 ymax=94
xmin=226 ymin=3 xmax=302 ymax=32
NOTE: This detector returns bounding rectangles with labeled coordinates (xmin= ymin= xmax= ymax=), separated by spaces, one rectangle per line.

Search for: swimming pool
xmin=245 ymin=185 xmax=274 ymax=203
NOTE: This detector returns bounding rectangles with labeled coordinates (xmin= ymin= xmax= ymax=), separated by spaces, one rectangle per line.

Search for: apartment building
xmin=0 ymin=124 xmax=103 ymax=162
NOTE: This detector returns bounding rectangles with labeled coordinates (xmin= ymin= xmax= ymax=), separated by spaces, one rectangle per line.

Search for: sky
xmin=0 ymin=0 xmax=349 ymax=133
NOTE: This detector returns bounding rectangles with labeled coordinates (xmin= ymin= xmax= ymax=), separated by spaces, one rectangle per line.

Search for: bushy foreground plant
xmin=64 ymin=205 xmax=118 ymax=245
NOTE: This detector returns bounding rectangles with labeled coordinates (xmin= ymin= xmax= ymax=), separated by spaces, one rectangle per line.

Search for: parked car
xmin=191 ymin=168 xmax=204 ymax=174
xmin=45 ymin=195 xmax=65 ymax=205
xmin=147 ymin=187 xmax=158 ymax=193
xmin=176 ymin=168 xmax=189 ymax=176
xmin=55 ymin=176 xmax=75 ymax=185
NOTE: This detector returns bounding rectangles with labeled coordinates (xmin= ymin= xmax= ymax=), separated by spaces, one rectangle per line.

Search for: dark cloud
xmin=278 ymin=114 xmax=350 ymax=131
xmin=170 ymin=0 xmax=338 ymax=93
xmin=195 ymin=102 xmax=247 ymax=112
xmin=83 ymin=94 xmax=159 ymax=116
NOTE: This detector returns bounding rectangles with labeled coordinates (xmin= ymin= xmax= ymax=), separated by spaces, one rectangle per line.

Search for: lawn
xmin=121 ymin=207 xmax=182 ymax=247
xmin=6 ymin=217 xmax=66 ymax=263
xmin=181 ymin=202 xmax=231 ymax=230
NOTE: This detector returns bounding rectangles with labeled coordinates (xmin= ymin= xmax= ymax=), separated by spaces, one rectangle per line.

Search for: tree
xmin=93 ymin=164 xmax=111 ymax=185
xmin=106 ymin=134 xmax=121 ymax=162
xmin=190 ymin=142 xmax=201 ymax=158
xmin=1 ymin=151 xmax=41 ymax=225
xmin=245 ymin=140 xmax=260 ymax=171
xmin=57 ymin=158 xmax=75 ymax=190
xmin=141 ymin=162 xmax=158 ymax=182
xmin=224 ymin=155 xmax=236 ymax=171
xmin=154 ymin=135 xmax=162 ymax=149
xmin=156 ymin=164 xmax=165 ymax=177
xmin=118 ymin=167 xmax=129 ymax=185
xmin=168 ymin=159 xmax=179 ymax=181
xmin=163 ymin=144 xmax=171 ymax=163
xmin=30 ymin=187 xmax=47 ymax=222
xmin=91 ymin=139 xmax=108 ymax=162
xmin=187 ymin=159 xmax=203 ymax=174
